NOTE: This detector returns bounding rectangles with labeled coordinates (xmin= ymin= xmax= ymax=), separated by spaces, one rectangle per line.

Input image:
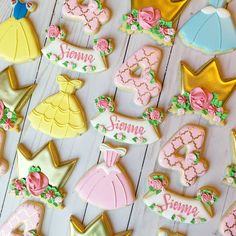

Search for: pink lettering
xmin=59 ymin=43 xmax=95 ymax=63
xmin=106 ymin=115 xmax=146 ymax=136
xmin=161 ymin=193 xmax=200 ymax=218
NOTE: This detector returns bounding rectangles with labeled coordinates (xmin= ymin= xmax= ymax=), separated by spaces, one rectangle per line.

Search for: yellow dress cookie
xmin=0 ymin=0 xmax=41 ymax=63
xmin=29 ymin=75 xmax=87 ymax=138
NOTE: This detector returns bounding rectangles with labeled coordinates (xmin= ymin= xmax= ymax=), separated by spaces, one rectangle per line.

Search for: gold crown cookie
xmin=9 ymin=141 xmax=77 ymax=209
xmin=0 ymin=67 xmax=35 ymax=131
xmin=70 ymin=213 xmax=132 ymax=236
xmin=169 ymin=59 xmax=236 ymax=126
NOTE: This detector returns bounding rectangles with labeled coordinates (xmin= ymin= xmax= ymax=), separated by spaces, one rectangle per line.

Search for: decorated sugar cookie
xmin=114 ymin=46 xmax=162 ymax=106
xmin=91 ymin=96 xmax=164 ymax=145
xmin=70 ymin=213 xmax=132 ymax=236
xmin=121 ymin=7 xmax=176 ymax=46
xmin=0 ymin=67 xmax=35 ymax=132
xmin=158 ymin=228 xmax=185 ymax=236
xmin=223 ymin=130 xmax=236 ymax=187
xmin=159 ymin=124 xmax=208 ymax=187
xmin=42 ymin=25 xmax=113 ymax=73
xmin=9 ymin=141 xmax=77 ymax=208
xmin=169 ymin=59 xmax=236 ymax=125
xmin=0 ymin=0 xmax=41 ymax=63
xmin=179 ymin=0 xmax=236 ymax=55
xmin=0 ymin=129 xmax=8 ymax=176
xmin=76 ymin=143 xmax=135 ymax=210
xmin=143 ymin=172 xmax=219 ymax=224
xmin=62 ymin=0 xmax=110 ymax=34
xmin=29 ymin=75 xmax=87 ymax=139
xmin=0 ymin=201 xmax=44 ymax=236
xmin=132 ymin=0 xmax=190 ymax=22
xmin=219 ymin=201 xmax=236 ymax=236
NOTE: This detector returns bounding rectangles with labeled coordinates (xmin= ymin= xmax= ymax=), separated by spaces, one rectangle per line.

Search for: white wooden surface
xmin=0 ymin=0 xmax=236 ymax=235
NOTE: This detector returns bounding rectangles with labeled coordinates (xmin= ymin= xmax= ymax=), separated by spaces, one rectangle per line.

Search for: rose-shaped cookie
xmin=189 ymin=87 xmax=213 ymax=111
xmin=26 ymin=172 xmax=49 ymax=196
xmin=138 ymin=7 xmax=161 ymax=30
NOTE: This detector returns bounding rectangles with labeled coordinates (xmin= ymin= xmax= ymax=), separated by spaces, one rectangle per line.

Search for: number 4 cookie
xmin=159 ymin=124 xmax=208 ymax=186
xmin=0 ymin=201 xmax=44 ymax=235
xmin=143 ymin=172 xmax=219 ymax=224
xmin=62 ymin=0 xmax=110 ymax=35
xmin=223 ymin=130 xmax=236 ymax=187
xmin=114 ymin=46 xmax=162 ymax=106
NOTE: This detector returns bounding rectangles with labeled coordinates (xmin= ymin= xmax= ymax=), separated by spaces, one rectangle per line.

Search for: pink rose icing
xmin=149 ymin=110 xmax=161 ymax=120
xmin=97 ymin=99 xmax=109 ymax=109
xmin=47 ymin=25 xmax=60 ymax=38
xmin=207 ymin=104 xmax=217 ymax=115
xmin=0 ymin=101 xmax=4 ymax=120
xmin=159 ymin=125 xmax=207 ymax=186
xmin=189 ymin=87 xmax=213 ymax=111
xmin=138 ymin=7 xmax=161 ymax=30
xmin=62 ymin=0 xmax=110 ymax=34
xmin=26 ymin=172 xmax=49 ymax=196
xmin=148 ymin=179 xmax=163 ymax=190
xmin=114 ymin=46 xmax=162 ymax=106
xmin=201 ymin=193 xmax=213 ymax=203
xmin=177 ymin=95 xmax=186 ymax=105
xmin=94 ymin=38 xmax=109 ymax=51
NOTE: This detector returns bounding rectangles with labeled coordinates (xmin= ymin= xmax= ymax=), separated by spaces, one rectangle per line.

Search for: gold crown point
xmin=181 ymin=59 xmax=236 ymax=103
xmin=132 ymin=0 xmax=190 ymax=21
xmin=0 ymin=66 xmax=35 ymax=112
xmin=70 ymin=213 xmax=132 ymax=236
xmin=17 ymin=141 xmax=78 ymax=188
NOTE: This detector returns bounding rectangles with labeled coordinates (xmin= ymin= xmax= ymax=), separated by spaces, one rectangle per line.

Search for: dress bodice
xmin=57 ymin=75 xmax=83 ymax=94
xmin=209 ymin=0 xmax=230 ymax=7
xmin=12 ymin=0 xmax=34 ymax=20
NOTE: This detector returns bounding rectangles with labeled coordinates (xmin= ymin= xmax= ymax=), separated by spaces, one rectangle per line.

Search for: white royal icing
xmin=41 ymin=39 xmax=107 ymax=73
xmin=201 ymin=6 xmax=230 ymax=18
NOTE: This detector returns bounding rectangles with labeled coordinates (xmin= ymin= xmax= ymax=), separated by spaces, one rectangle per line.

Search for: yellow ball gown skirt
xmin=0 ymin=1 xmax=41 ymax=63
xmin=29 ymin=75 xmax=87 ymax=138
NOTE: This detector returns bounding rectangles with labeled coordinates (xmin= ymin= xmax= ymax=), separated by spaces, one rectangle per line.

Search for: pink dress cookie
xmin=159 ymin=124 xmax=208 ymax=186
xmin=0 ymin=201 xmax=44 ymax=236
xmin=75 ymin=143 xmax=135 ymax=210
xmin=114 ymin=46 xmax=162 ymax=106
xmin=220 ymin=202 xmax=236 ymax=236
xmin=62 ymin=0 xmax=110 ymax=34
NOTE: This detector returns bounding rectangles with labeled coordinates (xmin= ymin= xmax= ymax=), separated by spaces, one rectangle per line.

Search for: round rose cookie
xmin=121 ymin=7 xmax=176 ymax=46
xmin=219 ymin=201 xmax=236 ymax=236
xmin=169 ymin=59 xmax=236 ymax=125
xmin=114 ymin=46 xmax=162 ymax=106
xmin=0 ymin=67 xmax=35 ymax=132
xmin=143 ymin=172 xmax=219 ymax=224
xmin=131 ymin=0 xmax=190 ymax=22
xmin=0 ymin=0 xmax=41 ymax=63
xmin=159 ymin=124 xmax=208 ymax=187
xmin=9 ymin=141 xmax=77 ymax=209
xmin=179 ymin=0 xmax=236 ymax=55
xmin=75 ymin=143 xmax=135 ymax=210
xmin=28 ymin=75 xmax=87 ymax=139
xmin=42 ymin=25 xmax=113 ymax=73
xmin=62 ymin=0 xmax=111 ymax=35
xmin=0 ymin=201 xmax=44 ymax=236
xmin=70 ymin=213 xmax=132 ymax=236
xmin=223 ymin=130 xmax=236 ymax=187
xmin=91 ymin=96 xmax=165 ymax=145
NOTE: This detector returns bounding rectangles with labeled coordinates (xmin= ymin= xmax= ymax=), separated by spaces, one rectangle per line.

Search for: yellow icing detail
xmin=0 ymin=17 xmax=41 ymax=63
xmin=29 ymin=75 xmax=87 ymax=138
xmin=70 ymin=213 xmax=132 ymax=236
xmin=17 ymin=141 xmax=77 ymax=188
xmin=132 ymin=0 xmax=190 ymax=21
xmin=0 ymin=67 xmax=35 ymax=131
xmin=181 ymin=59 xmax=236 ymax=103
